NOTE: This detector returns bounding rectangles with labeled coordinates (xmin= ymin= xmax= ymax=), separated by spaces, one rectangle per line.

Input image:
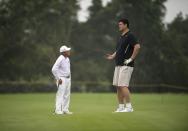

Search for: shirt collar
xmin=121 ymin=30 xmax=130 ymax=37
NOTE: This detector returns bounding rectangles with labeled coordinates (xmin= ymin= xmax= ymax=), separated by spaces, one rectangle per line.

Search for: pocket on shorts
xmin=118 ymin=66 xmax=134 ymax=87
xmin=123 ymin=66 xmax=129 ymax=70
xmin=121 ymin=66 xmax=129 ymax=73
xmin=120 ymin=66 xmax=134 ymax=75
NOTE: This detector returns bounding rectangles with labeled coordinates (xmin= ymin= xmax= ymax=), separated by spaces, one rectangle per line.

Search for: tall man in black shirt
xmin=106 ymin=19 xmax=141 ymax=112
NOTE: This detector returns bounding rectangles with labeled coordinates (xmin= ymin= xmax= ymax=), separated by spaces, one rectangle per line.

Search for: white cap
xmin=59 ymin=45 xmax=71 ymax=52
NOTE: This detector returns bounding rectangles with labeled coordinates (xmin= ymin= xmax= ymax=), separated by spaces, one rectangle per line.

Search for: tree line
xmin=0 ymin=0 xmax=187 ymax=87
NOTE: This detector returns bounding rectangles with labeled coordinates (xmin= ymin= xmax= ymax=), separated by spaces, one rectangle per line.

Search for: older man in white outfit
xmin=52 ymin=45 xmax=73 ymax=115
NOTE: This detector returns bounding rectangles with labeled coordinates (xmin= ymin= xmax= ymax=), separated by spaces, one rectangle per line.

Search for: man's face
xmin=63 ymin=51 xmax=71 ymax=57
xmin=118 ymin=22 xmax=127 ymax=32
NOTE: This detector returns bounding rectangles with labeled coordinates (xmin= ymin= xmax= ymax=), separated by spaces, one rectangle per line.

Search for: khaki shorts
xmin=113 ymin=66 xmax=134 ymax=87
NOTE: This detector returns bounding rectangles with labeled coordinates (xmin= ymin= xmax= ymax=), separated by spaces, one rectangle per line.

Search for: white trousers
xmin=55 ymin=77 xmax=71 ymax=112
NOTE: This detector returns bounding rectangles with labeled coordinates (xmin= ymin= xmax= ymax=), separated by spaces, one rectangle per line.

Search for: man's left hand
xmin=124 ymin=58 xmax=133 ymax=65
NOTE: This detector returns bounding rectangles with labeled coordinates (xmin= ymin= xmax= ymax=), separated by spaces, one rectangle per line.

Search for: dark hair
xmin=118 ymin=18 xmax=129 ymax=28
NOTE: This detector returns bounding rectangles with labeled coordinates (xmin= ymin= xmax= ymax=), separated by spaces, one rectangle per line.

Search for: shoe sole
xmin=64 ymin=113 xmax=73 ymax=115
xmin=112 ymin=110 xmax=134 ymax=113
xmin=53 ymin=112 xmax=64 ymax=115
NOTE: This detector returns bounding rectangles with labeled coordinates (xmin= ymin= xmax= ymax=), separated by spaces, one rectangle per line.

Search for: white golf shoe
xmin=54 ymin=111 xmax=63 ymax=115
xmin=114 ymin=107 xmax=134 ymax=113
xmin=122 ymin=107 xmax=134 ymax=112
xmin=63 ymin=110 xmax=73 ymax=115
xmin=114 ymin=107 xmax=125 ymax=113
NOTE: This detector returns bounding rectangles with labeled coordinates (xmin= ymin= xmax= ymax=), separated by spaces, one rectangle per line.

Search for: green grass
xmin=0 ymin=93 xmax=187 ymax=131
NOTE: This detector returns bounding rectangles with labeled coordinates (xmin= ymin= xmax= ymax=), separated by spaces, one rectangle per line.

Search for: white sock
xmin=119 ymin=104 xmax=125 ymax=109
xmin=126 ymin=103 xmax=132 ymax=108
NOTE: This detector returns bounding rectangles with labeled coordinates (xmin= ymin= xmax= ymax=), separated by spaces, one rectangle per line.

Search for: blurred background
xmin=0 ymin=0 xmax=188 ymax=93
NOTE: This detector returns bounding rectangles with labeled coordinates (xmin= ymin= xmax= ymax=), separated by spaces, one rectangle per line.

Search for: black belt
xmin=64 ymin=76 xmax=70 ymax=78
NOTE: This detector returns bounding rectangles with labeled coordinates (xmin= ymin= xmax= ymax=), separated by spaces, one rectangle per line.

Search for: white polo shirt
xmin=52 ymin=55 xmax=71 ymax=80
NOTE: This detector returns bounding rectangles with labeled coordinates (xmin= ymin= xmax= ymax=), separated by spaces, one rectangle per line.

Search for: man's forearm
xmin=112 ymin=52 xmax=116 ymax=58
xmin=131 ymin=44 xmax=140 ymax=60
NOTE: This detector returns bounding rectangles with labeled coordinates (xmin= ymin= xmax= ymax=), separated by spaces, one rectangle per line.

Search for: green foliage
xmin=0 ymin=0 xmax=78 ymax=80
xmin=162 ymin=13 xmax=188 ymax=86
xmin=0 ymin=0 xmax=187 ymax=87
xmin=71 ymin=0 xmax=168 ymax=84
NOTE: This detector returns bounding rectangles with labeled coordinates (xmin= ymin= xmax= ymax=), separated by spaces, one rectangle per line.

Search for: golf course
xmin=0 ymin=93 xmax=187 ymax=131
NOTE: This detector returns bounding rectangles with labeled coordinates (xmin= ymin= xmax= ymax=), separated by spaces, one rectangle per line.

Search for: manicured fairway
xmin=0 ymin=93 xmax=187 ymax=131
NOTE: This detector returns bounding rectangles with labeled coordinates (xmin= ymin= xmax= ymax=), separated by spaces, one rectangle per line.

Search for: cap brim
xmin=62 ymin=48 xmax=71 ymax=52
xmin=66 ymin=48 xmax=71 ymax=51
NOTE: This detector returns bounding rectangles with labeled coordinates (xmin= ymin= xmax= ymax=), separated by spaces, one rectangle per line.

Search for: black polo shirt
xmin=115 ymin=31 xmax=138 ymax=67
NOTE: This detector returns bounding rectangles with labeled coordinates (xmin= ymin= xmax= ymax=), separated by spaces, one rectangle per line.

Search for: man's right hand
xmin=105 ymin=54 xmax=114 ymax=60
xmin=58 ymin=79 xmax=62 ymax=87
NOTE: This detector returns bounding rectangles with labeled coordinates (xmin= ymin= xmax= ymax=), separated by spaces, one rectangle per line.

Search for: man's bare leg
xmin=120 ymin=86 xmax=133 ymax=110
xmin=117 ymin=86 xmax=124 ymax=104
xmin=120 ymin=86 xmax=131 ymax=102
xmin=115 ymin=86 xmax=125 ymax=111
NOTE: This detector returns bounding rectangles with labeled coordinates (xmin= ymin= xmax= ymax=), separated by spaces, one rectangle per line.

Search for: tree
xmin=71 ymin=0 xmax=167 ymax=84
xmin=0 ymin=0 xmax=78 ymax=81
xmin=162 ymin=13 xmax=188 ymax=86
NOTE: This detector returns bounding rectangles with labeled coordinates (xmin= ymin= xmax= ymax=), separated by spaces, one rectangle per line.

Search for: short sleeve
xmin=129 ymin=33 xmax=139 ymax=47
